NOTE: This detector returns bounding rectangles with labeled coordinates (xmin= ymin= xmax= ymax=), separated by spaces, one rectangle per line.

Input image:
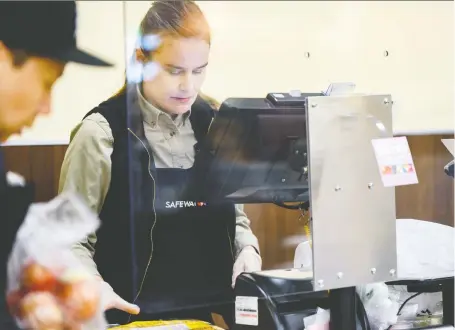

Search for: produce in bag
xmin=6 ymin=192 xmax=108 ymax=330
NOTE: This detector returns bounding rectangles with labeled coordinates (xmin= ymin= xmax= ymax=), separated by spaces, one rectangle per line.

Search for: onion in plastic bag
xmin=6 ymin=192 xmax=108 ymax=330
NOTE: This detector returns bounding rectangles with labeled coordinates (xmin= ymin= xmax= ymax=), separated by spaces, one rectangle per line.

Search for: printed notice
xmin=371 ymin=137 xmax=418 ymax=187
xmin=235 ymin=296 xmax=259 ymax=326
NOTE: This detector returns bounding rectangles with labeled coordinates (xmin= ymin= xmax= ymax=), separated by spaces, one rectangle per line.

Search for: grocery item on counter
xmin=109 ymin=320 xmax=224 ymax=329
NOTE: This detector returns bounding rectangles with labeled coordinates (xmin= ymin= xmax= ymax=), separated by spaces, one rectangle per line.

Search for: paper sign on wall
xmin=235 ymin=296 xmax=259 ymax=326
xmin=371 ymin=137 xmax=418 ymax=187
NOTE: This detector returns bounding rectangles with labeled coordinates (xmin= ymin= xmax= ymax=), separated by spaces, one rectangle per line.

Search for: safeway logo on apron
xmin=165 ymin=201 xmax=207 ymax=209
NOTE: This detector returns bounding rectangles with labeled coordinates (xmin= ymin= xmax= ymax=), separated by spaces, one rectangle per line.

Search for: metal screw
xmin=304 ymin=52 xmax=311 ymax=58
xmin=281 ymin=178 xmax=286 ymax=183
xmin=368 ymin=183 xmax=374 ymax=189
xmin=370 ymin=268 xmax=377 ymax=275
xmin=389 ymin=269 xmax=396 ymax=276
xmin=334 ymin=186 xmax=341 ymax=192
xmin=337 ymin=272 xmax=343 ymax=279
xmin=317 ymin=280 xmax=324 ymax=288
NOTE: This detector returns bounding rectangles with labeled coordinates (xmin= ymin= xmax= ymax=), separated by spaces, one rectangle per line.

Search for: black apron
xmin=0 ymin=149 xmax=33 ymax=329
xmin=131 ymin=166 xmax=235 ymax=323
xmin=88 ymin=90 xmax=236 ymax=325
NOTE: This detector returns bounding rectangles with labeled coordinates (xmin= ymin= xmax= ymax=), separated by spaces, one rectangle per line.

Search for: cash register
xmin=196 ymin=90 xmax=454 ymax=330
xmin=194 ymin=90 xmax=383 ymax=330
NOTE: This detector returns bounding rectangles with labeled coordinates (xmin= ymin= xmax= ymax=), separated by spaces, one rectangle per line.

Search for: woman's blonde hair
xmin=140 ymin=0 xmax=210 ymax=48
xmin=115 ymin=0 xmax=218 ymax=109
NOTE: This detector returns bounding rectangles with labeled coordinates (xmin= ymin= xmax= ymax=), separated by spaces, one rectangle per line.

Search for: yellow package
xmin=109 ymin=320 xmax=224 ymax=329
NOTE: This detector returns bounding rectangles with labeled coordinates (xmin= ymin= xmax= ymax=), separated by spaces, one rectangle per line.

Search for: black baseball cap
xmin=0 ymin=1 xmax=112 ymax=67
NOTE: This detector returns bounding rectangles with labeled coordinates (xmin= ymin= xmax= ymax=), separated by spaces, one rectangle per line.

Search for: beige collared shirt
xmin=136 ymin=86 xmax=197 ymax=169
xmin=58 ymin=87 xmax=259 ymax=276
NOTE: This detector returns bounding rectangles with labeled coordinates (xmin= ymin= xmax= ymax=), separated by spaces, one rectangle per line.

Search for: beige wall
xmin=5 ymin=1 xmax=454 ymax=145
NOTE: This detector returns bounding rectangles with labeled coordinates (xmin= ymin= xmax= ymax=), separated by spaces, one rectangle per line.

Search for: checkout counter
xmin=194 ymin=90 xmax=454 ymax=330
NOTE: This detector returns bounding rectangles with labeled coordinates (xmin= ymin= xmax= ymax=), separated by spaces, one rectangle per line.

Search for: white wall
xmin=6 ymin=1 xmax=454 ymax=145
xmin=199 ymin=1 xmax=454 ymax=135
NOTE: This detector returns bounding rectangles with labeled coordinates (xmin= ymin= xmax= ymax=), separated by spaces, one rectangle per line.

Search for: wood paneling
xmin=244 ymin=134 xmax=455 ymax=269
xmin=3 ymin=134 xmax=453 ymax=269
xmin=395 ymin=135 xmax=454 ymax=227
xmin=3 ymin=145 xmax=67 ymax=202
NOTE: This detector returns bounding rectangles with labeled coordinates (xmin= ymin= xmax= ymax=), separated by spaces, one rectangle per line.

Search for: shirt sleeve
xmin=234 ymin=204 xmax=260 ymax=257
xmin=58 ymin=113 xmax=114 ymax=276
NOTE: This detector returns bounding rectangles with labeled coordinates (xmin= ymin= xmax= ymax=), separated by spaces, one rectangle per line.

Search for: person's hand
xmin=232 ymin=246 xmax=262 ymax=288
xmin=100 ymin=281 xmax=140 ymax=315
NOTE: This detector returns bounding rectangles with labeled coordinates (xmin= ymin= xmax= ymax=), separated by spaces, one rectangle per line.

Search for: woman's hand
xmin=100 ymin=280 xmax=140 ymax=315
xmin=232 ymin=246 xmax=262 ymax=288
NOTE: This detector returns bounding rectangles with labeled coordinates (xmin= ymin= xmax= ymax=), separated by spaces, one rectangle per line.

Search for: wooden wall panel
xmin=3 ymin=146 xmax=31 ymax=181
xmin=395 ymin=135 xmax=454 ymax=227
xmin=3 ymin=134 xmax=453 ymax=269
xmin=245 ymin=134 xmax=454 ymax=269
xmin=3 ymin=145 xmax=67 ymax=202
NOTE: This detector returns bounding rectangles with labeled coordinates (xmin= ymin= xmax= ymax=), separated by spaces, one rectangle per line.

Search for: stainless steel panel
xmin=306 ymin=95 xmax=397 ymax=291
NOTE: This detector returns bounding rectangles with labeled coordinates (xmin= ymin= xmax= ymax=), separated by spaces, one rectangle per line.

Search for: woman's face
xmin=141 ymin=36 xmax=210 ymax=115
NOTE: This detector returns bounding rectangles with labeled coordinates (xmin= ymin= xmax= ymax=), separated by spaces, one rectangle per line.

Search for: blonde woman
xmin=59 ymin=0 xmax=261 ymax=326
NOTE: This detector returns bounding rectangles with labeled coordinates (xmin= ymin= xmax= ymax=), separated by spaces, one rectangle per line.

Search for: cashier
xmin=0 ymin=2 xmax=112 ymax=328
xmin=58 ymin=0 xmax=262 ymax=325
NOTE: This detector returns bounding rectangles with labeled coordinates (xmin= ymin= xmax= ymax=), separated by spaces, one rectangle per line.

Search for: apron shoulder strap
xmin=0 ymin=149 xmax=7 ymax=195
xmin=190 ymin=96 xmax=215 ymax=143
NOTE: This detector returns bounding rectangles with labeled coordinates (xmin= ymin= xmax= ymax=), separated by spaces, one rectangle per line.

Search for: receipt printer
xmin=232 ymin=270 xmax=329 ymax=330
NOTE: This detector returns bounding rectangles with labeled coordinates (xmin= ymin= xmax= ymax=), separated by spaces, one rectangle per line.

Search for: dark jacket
xmin=0 ymin=150 xmax=34 ymax=328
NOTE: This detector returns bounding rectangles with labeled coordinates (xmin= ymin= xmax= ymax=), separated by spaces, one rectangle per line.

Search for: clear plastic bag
xmin=357 ymin=283 xmax=399 ymax=330
xmin=303 ymin=308 xmax=330 ymax=330
xmin=6 ymin=192 xmax=108 ymax=330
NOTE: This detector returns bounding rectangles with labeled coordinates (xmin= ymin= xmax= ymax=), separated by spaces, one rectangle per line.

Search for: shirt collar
xmin=136 ymin=84 xmax=191 ymax=127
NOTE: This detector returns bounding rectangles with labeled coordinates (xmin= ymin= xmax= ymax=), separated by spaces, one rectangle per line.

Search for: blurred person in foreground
xmin=58 ymin=0 xmax=262 ymax=326
xmin=0 ymin=1 xmax=112 ymax=328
